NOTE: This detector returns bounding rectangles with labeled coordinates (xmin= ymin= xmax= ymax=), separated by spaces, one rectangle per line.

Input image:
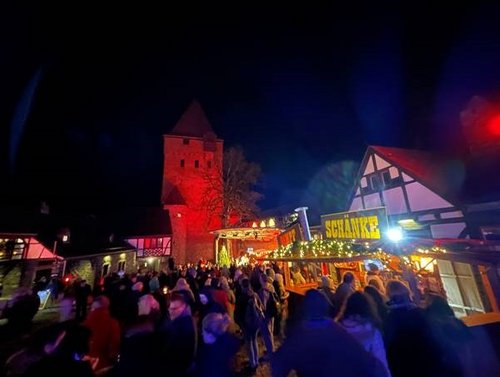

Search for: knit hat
xmin=174 ymin=278 xmax=189 ymax=291
xmin=138 ymin=294 xmax=160 ymax=316
xmin=132 ymin=282 xmax=144 ymax=292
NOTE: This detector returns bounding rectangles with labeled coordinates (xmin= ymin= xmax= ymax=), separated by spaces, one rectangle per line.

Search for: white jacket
xmin=339 ymin=318 xmax=391 ymax=376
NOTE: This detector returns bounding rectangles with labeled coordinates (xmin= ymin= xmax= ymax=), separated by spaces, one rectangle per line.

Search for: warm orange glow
xmin=487 ymin=114 xmax=500 ymax=136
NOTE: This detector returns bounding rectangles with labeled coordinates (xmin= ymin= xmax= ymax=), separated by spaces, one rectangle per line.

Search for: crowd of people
xmin=1 ymin=261 xmax=499 ymax=377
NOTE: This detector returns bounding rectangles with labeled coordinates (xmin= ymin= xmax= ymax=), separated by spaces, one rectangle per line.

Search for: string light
xmin=268 ymin=239 xmax=447 ymax=260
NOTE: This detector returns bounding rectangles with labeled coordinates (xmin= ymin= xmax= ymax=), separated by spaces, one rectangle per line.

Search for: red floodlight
xmin=487 ymin=114 xmax=500 ymax=136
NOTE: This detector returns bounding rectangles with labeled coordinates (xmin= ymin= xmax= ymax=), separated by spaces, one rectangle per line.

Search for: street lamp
xmin=386 ymin=226 xmax=403 ymax=243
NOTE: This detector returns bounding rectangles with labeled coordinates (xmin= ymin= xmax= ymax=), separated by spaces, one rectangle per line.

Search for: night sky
xmin=3 ymin=3 xmax=500 ymax=222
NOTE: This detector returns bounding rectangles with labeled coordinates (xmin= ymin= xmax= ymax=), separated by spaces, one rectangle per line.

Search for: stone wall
xmin=166 ymin=205 xmax=188 ymax=264
xmin=1 ymin=264 xmax=22 ymax=297
xmin=66 ymin=252 xmax=137 ymax=288
xmin=67 ymin=259 xmax=95 ymax=288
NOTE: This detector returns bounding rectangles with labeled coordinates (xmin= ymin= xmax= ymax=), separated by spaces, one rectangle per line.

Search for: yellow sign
xmin=278 ymin=223 xmax=303 ymax=247
xmin=321 ymin=208 xmax=387 ymax=241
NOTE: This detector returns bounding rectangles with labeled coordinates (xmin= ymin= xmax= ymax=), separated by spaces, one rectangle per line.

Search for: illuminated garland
xmin=415 ymin=246 xmax=447 ymax=255
xmin=270 ymin=239 xmax=374 ymax=260
xmin=269 ymin=239 xmax=447 ymax=260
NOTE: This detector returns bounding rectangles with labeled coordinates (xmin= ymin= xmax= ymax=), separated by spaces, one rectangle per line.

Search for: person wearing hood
xmin=172 ymin=278 xmax=196 ymax=304
xmin=337 ymin=292 xmax=390 ymax=376
xmin=195 ymin=313 xmax=239 ymax=377
xmin=197 ymin=287 xmax=225 ymax=328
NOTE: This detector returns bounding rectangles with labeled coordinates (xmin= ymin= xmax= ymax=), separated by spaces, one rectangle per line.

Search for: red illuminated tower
xmin=162 ymin=101 xmax=223 ymax=264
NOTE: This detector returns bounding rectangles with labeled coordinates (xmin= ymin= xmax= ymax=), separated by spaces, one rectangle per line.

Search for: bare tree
xmin=201 ymin=146 xmax=261 ymax=228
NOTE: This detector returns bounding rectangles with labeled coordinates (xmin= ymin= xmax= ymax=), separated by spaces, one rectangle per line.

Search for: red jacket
xmin=84 ymin=308 xmax=121 ymax=370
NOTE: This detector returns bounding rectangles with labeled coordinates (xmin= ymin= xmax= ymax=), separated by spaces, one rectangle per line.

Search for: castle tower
xmin=162 ymin=101 xmax=223 ymax=264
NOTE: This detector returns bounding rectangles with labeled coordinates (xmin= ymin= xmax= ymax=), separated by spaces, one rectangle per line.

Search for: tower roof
xmin=169 ymin=100 xmax=216 ymax=138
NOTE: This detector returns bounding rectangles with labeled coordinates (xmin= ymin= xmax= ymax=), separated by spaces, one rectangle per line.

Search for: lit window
xmin=195 ymin=160 xmax=199 ymax=168
xmin=102 ymin=263 xmax=110 ymax=276
xmin=118 ymin=260 xmax=126 ymax=272
xmin=180 ymin=159 xmax=185 ymax=167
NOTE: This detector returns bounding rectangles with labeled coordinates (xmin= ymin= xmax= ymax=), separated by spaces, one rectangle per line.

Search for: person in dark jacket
xmin=333 ymin=272 xmax=355 ymax=312
xmin=74 ymin=280 xmax=92 ymax=321
xmin=235 ymin=278 xmax=264 ymax=373
xmin=198 ymin=286 xmax=225 ymax=322
xmin=364 ymin=285 xmax=389 ymax=326
xmin=384 ymin=280 xmax=442 ymax=377
xmin=161 ymin=291 xmax=198 ymax=377
xmin=114 ymin=294 xmax=163 ymax=377
xmin=318 ymin=276 xmax=336 ymax=317
xmin=424 ymin=293 xmax=500 ymax=377
xmin=195 ymin=313 xmax=239 ymax=377
xmin=272 ymin=289 xmax=387 ymax=377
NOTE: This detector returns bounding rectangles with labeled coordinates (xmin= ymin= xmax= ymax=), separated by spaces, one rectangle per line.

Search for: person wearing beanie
xmin=172 ymin=278 xmax=195 ymax=304
xmin=272 ymin=289 xmax=388 ymax=377
xmin=196 ymin=313 xmax=239 ymax=377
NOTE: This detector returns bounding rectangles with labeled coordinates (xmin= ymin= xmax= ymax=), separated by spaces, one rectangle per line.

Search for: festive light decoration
xmin=268 ymin=239 xmax=447 ymax=261
xmin=217 ymin=245 xmax=231 ymax=267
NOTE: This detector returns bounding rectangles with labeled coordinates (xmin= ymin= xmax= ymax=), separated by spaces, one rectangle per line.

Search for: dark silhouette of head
xmin=386 ymin=280 xmax=411 ymax=303
xmin=303 ymin=289 xmax=329 ymax=320
xmin=343 ymin=272 xmax=354 ymax=284
xmin=338 ymin=292 xmax=380 ymax=326
xmin=426 ymin=294 xmax=455 ymax=319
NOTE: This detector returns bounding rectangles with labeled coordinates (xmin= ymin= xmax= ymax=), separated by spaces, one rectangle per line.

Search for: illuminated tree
xmin=218 ymin=244 xmax=231 ymax=267
xmin=201 ymin=146 xmax=261 ymax=227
